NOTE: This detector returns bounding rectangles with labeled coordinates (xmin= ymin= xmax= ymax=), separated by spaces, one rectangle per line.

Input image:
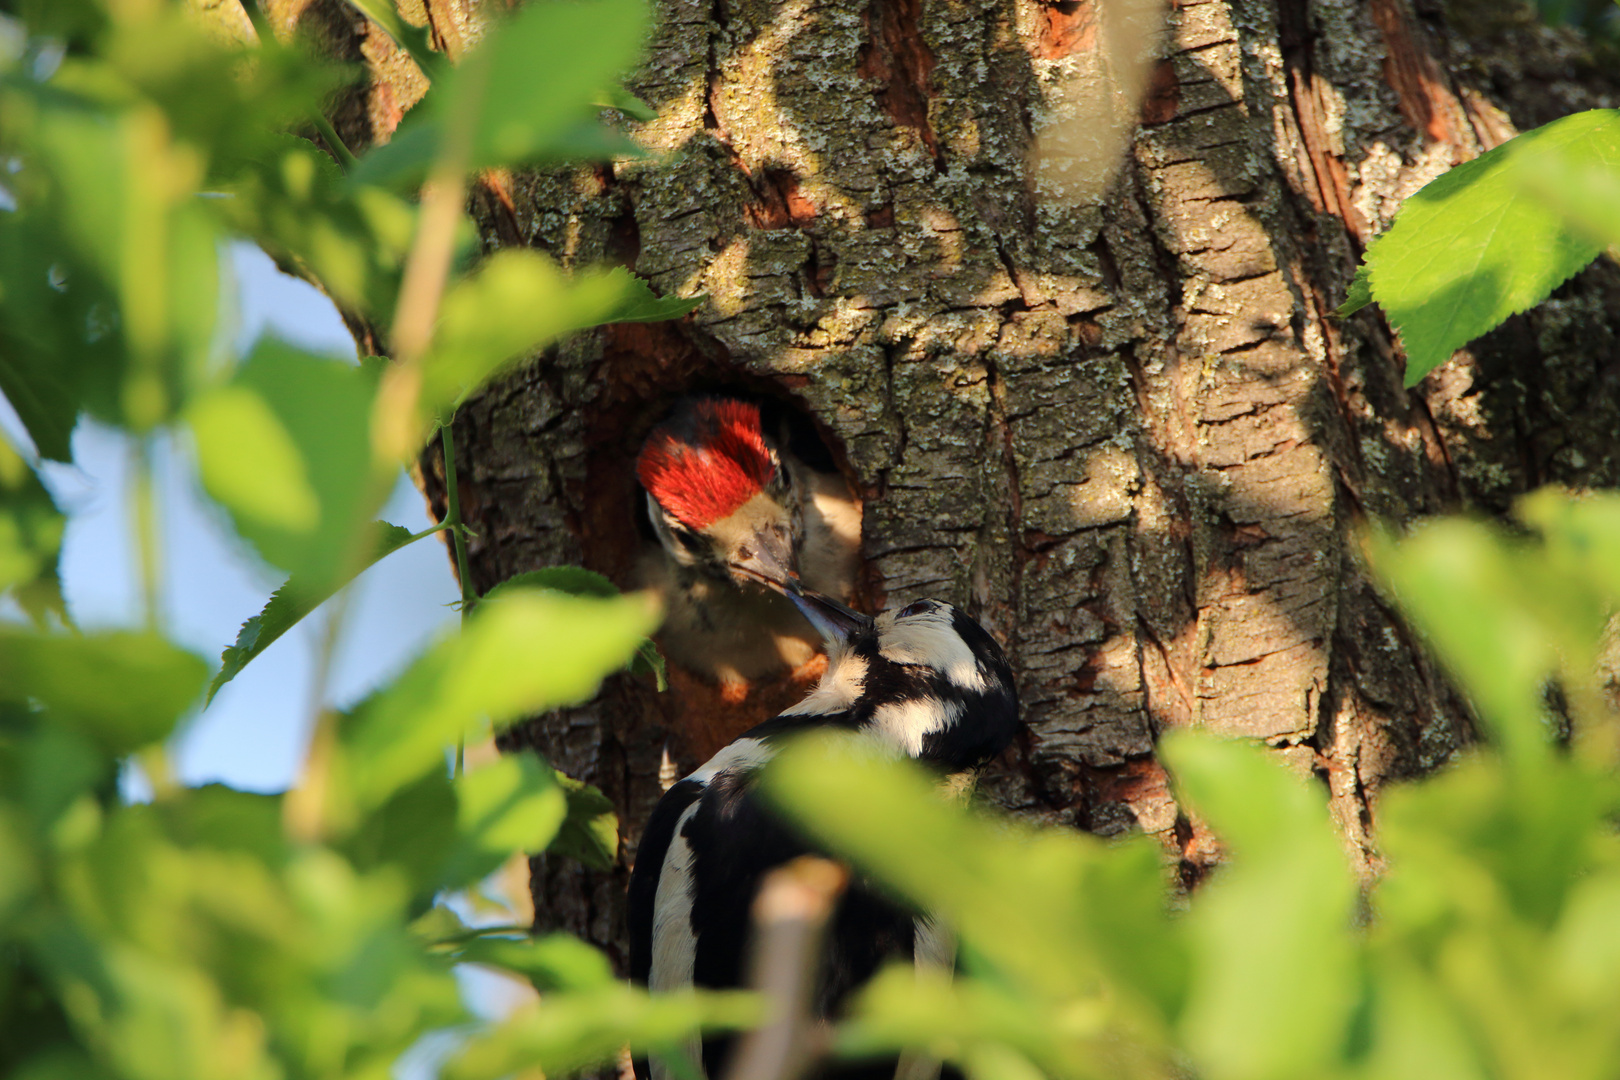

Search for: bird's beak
xmin=787 ymin=587 xmax=871 ymax=649
xmin=732 ymin=526 xmax=801 ymax=594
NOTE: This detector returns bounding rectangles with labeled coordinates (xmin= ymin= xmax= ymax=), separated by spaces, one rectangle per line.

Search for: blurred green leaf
xmin=351 ymin=0 xmax=649 ymax=185
xmin=188 ymin=384 xmax=320 ymax=531
xmin=447 ymin=986 xmax=760 ymax=1080
xmin=342 ymin=587 xmax=661 ymax=809
xmin=550 ymin=771 xmax=620 ymax=870
xmin=1162 ymin=732 xmax=1358 ymax=1080
xmin=455 ymin=932 xmax=615 ymax=992
xmin=763 ymin=733 xmax=1181 ymax=1013
xmin=440 ymin=754 xmax=568 ymax=888
xmin=340 ymin=0 xmax=444 ymax=83
xmin=1351 ymin=108 xmax=1620 ymax=386
xmin=190 ymin=340 xmax=384 ymax=592
xmin=207 ymin=520 xmax=420 ymax=703
xmin=0 ymin=436 xmax=67 ymax=624
xmin=0 ymin=630 xmax=207 ymax=754
xmin=1365 ymin=520 xmax=1560 ymax=761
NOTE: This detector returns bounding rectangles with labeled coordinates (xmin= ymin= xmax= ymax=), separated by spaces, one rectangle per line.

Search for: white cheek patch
xmin=877 ymin=610 xmax=988 ymax=692
xmin=689 ymin=737 xmax=776 ymax=784
xmin=781 ymin=653 xmax=868 ymax=717
xmin=869 ymin=697 xmax=964 ymax=758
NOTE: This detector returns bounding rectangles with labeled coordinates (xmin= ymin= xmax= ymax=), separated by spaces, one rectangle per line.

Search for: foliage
xmin=1340 ymin=108 xmax=1620 ymax=386
xmin=764 ymin=490 xmax=1620 ymax=1080
xmin=0 ymin=1 xmax=741 ymax=1078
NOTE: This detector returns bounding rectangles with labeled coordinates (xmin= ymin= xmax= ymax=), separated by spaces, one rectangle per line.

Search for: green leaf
xmin=0 ymin=436 xmax=68 ymax=624
xmin=482 ymin=566 xmax=618 ymax=602
xmin=339 ymin=0 xmax=444 ymax=82
xmin=207 ymin=521 xmax=419 ymax=703
xmin=1338 ymin=263 xmax=1372 ymax=317
xmin=1161 ymin=732 xmax=1358 ymax=1080
xmin=440 ymin=754 xmax=568 ymax=889
xmin=351 ymin=0 xmax=649 ymax=184
xmin=447 ymin=986 xmax=759 ymax=1080
xmin=763 ymin=734 xmax=1180 ymax=1011
xmin=483 ymin=568 xmax=666 ymax=691
xmin=0 ymin=630 xmax=208 ymax=754
xmin=455 ymin=932 xmax=615 ymax=991
xmin=419 ymin=250 xmax=637 ymax=425
xmin=341 ymin=588 xmax=661 ymax=809
xmin=598 ymin=267 xmax=705 ymax=323
xmin=1363 ymin=521 xmax=1558 ymax=762
xmin=549 ymin=772 xmax=619 ymax=870
xmin=188 ymin=385 xmax=320 ymax=532
xmin=189 ymin=340 xmax=385 ymax=592
xmin=595 ymin=84 xmax=658 ymax=123
xmin=1355 ymin=109 xmax=1620 ymax=386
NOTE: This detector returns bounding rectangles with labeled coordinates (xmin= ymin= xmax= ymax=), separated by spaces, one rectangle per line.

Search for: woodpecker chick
xmin=636 ymin=397 xmax=861 ymax=684
xmin=628 ymin=592 xmax=1019 ymax=1080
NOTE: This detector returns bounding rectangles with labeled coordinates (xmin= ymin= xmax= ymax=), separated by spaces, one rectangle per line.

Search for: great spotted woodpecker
xmin=627 ymin=590 xmax=1020 ymax=1080
xmin=635 ymin=397 xmax=861 ymax=685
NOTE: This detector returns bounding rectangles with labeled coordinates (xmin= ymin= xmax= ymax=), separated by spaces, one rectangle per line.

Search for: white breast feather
xmin=878 ymin=610 xmax=987 ymax=692
xmin=869 ymin=697 xmax=964 ymax=758
xmin=781 ymin=653 xmax=868 ymax=717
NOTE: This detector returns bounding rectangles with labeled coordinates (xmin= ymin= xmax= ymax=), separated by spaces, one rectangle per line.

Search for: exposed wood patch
xmin=1139 ymin=59 xmax=1180 ymax=125
xmin=743 ymin=168 xmax=818 ymax=230
xmin=857 ymin=0 xmax=944 ymax=168
xmin=1033 ymin=0 xmax=1097 ymax=60
xmin=1367 ymin=0 xmax=1466 ymax=149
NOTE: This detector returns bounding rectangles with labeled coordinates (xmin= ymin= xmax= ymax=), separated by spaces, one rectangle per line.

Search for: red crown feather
xmin=637 ymin=399 xmax=775 ymax=529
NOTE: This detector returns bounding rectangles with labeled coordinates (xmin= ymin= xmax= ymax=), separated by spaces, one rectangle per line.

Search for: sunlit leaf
xmin=440 ymin=754 xmax=568 ymax=888
xmin=206 ymin=520 xmax=419 ymax=703
xmin=351 ymin=0 xmax=649 ymax=184
xmin=192 ymin=339 xmax=385 ymax=592
xmin=0 ymin=630 xmax=207 ymax=754
xmin=1350 ymin=109 xmax=1620 ymax=386
xmin=419 ymin=250 xmax=633 ymax=425
xmin=342 ymin=588 xmax=661 ymax=808
xmin=188 ymin=384 xmax=320 ymax=532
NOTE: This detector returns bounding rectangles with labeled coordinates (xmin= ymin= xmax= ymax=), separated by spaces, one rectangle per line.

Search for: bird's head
xmin=784 ymin=591 xmax=1021 ymax=775
xmin=637 ymin=398 xmax=802 ymax=591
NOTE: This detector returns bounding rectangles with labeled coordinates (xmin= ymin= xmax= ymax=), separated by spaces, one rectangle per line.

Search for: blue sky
xmin=19 ymin=241 xmax=462 ymax=794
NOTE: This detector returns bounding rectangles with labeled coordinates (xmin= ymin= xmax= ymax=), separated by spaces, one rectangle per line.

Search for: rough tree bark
xmin=279 ymin=0 xmax=1620 ymax=972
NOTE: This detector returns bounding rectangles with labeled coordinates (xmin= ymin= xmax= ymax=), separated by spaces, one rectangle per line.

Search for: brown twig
xmin=724 ymin=857 xmax=849 ymax=1080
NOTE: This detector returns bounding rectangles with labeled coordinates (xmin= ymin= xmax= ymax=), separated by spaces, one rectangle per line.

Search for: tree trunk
xmin=287 ymin=0 xmax=1620 ymax=971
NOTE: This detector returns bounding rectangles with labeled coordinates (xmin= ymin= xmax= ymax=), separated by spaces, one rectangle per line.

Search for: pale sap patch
xmin=869 ymin=697 xmax=964 ymax=758
xmin=689 ymin=737 xmax=776 ymax=784
xmin=877 ymin=607 xmax=988 ymax=692
xmin=781 ymin=653 xmax=868 ymax=717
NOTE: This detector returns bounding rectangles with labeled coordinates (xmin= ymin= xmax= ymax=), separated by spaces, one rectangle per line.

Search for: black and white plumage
xmin=628 ymin=591 xmax=1020 ymax=1080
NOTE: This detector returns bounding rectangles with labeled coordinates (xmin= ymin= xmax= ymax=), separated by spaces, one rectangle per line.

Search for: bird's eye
xmin=897 ymin=600 xmax=934 ymax=619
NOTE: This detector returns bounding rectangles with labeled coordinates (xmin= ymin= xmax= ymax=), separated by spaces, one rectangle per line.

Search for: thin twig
xmin=723 ymin=857 xmax=848 ymax=1080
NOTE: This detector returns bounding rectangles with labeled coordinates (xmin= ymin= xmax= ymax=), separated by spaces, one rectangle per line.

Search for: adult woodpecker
xmin=635 ymin=397 xmax=861 ymax=685
xmin=627 ymin=590 xmax=1020 ymax=1080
